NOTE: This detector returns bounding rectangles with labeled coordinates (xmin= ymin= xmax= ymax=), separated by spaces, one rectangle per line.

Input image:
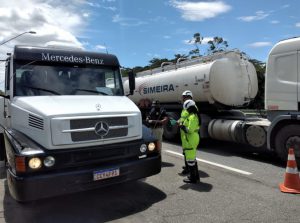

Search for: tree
xmin=171 ymin=54 xmax=188 ymax=63
xmin=189 ymin=32 xmax=203 ymax=58
xmin=207 ymin=37 xmax=228 ymax=54
xmin=121 ymin=66 xmax=145 ymax=77
xmin=148 ymin=57 xmax=169 ymax=69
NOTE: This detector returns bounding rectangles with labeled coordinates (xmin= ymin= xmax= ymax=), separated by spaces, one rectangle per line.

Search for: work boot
xmin=181 ymin=167 xmax=189 ymax=175
xmin=195 ymin=162 xmax=200 ymax=181
xmin=183 ymin=165 xmax=199 ymax=184
xmin=181 ymin=156 xmax=189 ymax=174
xmin=183 ymin=178 xmax=196 ymax=183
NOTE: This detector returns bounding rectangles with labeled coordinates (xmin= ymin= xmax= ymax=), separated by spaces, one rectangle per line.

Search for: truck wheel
xmin=163 ymin=112 xmax=180 ymax=141
xmin=275 ymin=124 xmax=300 ymax=164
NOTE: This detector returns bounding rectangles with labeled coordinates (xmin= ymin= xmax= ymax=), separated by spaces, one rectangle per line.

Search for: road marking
xmin=164 ymin=150 xmax=252 ymax=176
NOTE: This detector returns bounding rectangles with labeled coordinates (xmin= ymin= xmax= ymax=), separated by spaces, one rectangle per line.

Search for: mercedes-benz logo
xmin=95 ymin=104 xmax=101 ymax=111
xmin=94 ymin=121 xmax=110 ymax=137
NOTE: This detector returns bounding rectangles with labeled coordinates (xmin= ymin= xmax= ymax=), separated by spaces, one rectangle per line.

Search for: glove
xmin=146 ymin=117 xmax=153 ymax=123
xmin=169 ymin=119 xmax=177 ymax=126
xmin=180 ymin=125 xmax=188 ymax=133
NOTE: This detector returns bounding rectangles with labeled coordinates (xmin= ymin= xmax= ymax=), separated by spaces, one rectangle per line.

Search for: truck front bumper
xmin=7 ymin=154 xmax=161 ymax=202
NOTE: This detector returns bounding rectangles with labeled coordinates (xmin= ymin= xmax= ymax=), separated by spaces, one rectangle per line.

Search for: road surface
xmin=1 ymin=140 xmax=299 ymax=223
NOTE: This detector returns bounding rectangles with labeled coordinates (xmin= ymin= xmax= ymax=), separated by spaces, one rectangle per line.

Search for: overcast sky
xmin=0 ymin=0 xmax=299 ymax=89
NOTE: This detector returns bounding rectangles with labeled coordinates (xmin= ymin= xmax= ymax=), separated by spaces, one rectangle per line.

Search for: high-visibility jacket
xmin=180 ymin=113 xmax=200 ymax=161
xmin=179 ymin=109 xmax=189 ymax=125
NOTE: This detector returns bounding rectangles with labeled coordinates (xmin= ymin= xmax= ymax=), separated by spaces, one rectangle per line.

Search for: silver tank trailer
xmin=124 ymin=51 xmax=258 ymax=107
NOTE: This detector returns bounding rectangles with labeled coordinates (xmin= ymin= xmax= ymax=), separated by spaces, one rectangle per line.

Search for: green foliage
xmin=148 ymin=57 xmax=169 ymax=69
xmin=207 ymin=37 xmax=228 ymax=54
xmin=170 ymin=54 xmax=188 ymax=63
xmin=121 ymin=66 xmax=145 ymax=77
xmin=188 ymin=32 xmax=203 ymax=57
xmin=188 ymin=33 xmax=229 ymax=56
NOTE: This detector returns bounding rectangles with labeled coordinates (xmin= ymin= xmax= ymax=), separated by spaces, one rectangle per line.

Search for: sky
xmin=0 ymin=0 xmax=299 ymax=88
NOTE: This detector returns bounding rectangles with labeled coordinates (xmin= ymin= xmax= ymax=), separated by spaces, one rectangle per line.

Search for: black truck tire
xmin=275 ymin=124 xmax=300 ymax=165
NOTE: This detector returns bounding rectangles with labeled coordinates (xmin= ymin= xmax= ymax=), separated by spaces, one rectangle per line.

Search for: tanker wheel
xmin=163 ymin=112 xmax=180 ymax=141
xmin=275 ymin=124 xmax=300 ymax=165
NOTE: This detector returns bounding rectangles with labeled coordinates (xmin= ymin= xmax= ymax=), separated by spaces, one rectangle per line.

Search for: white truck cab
xmin=0 ymin=45 xmax=161 ymax=201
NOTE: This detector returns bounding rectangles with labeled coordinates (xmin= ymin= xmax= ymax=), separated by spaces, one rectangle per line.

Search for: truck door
xmin=3 ymin=60 xmax=11 ymax=128
xmin=266 ymin=51 xmax=298 ymax=111
xmin=298 ymin=51 xmax=300 ymax=110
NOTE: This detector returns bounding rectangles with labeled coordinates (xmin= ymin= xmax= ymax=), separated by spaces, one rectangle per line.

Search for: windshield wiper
xmin=22 ymin=85 xmax=61 ymax=95
xmin=75 ymin=88 xmax=108 ymax=95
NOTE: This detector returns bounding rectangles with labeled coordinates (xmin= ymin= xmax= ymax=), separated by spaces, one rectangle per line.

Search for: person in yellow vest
xmin=177 ymin=90 xmax=194 ymax=175
xmin=179 ymin=99 xmax=200 ymax=183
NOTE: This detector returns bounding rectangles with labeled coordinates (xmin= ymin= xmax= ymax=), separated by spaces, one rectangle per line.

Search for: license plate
xmin=93 ymin=168 xmax=120 ymax=181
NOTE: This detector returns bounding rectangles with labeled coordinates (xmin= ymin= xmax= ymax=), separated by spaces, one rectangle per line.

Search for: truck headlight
xmin=44 ymin=156 xmax=55 ymax=167
xmin=148 ymin=142 xmax=156 ymax=151
xmin=140 ymin=144 xmax=147 ymax=153
xmin=28 ymin=157 xmax=42 ymax=169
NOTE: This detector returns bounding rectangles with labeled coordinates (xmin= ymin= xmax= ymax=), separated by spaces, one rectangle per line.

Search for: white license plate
xmin=93 ymin=168 xmax=120 ymax=181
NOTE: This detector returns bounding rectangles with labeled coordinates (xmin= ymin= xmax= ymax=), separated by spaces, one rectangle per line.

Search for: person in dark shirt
xmin=146 ymin=100 xmax=169 ymax=149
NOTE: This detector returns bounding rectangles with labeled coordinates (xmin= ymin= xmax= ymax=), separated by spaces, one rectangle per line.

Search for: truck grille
xmin=28 ymin=114 xmax=44 ymax=130
xmin=70 ymin=117 xmax=128 ymax=142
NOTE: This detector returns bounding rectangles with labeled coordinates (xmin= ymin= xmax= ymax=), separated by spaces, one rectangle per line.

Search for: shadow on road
xmin=178 ymin=169 xmax=209 ymax=179
xmin=3 ymin=180 xmax=167 ymax=223
xmin=198 ymin=169 xmax=209 ymax=178
xmin=179 ymin=181 xmax=213 ymax=192
xmin=161 ymin=161 xmax=175 ymax=168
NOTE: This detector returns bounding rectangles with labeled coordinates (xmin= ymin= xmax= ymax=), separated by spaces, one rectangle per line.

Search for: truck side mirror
xmin=0 ymin=91 xmax=9 ymax=99
xmin=128 ymin=71 xmax=135 ymax=95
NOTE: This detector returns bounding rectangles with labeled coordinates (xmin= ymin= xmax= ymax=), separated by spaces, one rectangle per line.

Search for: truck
xmin=123 ymin=37 xmax=300 ymax=163
xmin=0 ymin=45 xmax=161 ymax=202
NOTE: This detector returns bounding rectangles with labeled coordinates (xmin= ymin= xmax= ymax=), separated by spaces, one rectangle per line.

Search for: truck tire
xmin=163 ymin=112 xmax=180 ymax=141
xmin=275 ymin=124 xmax=300 ymax=164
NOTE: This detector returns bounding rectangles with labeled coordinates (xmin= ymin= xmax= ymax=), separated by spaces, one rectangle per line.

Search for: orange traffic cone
xmin=279 ymin=148 xmax=300 ymax=194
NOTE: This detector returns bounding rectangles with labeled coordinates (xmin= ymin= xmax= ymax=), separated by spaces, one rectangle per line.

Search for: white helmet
xmin=183 ymin=99 xmax=196 ymax=110
xmin=182 ymin=90 xmax=193 ymax=98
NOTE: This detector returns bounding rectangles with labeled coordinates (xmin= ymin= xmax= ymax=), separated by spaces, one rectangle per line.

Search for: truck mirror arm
xmin=0 ymin=94 xmax=9 ymax=99
xmin=127 ymin=71 xmax=135 ymax=96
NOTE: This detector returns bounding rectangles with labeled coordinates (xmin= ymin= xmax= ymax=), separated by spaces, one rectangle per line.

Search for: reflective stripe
xmin=183 ymin=148 xmax=193 ymax=151
xmin=187 ymin=160 xmax=196 ymax=166
xmin=286 ymin=167 xmax=299 ymax=174
xmin=164 ymin=150 xmax=252 ymax=175
xmin=288 ymin=154 xmax=296 ymax=161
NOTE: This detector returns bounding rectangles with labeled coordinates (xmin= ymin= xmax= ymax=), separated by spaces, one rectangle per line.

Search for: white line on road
xmin=164 ymin=150 xmax=252 ymax=176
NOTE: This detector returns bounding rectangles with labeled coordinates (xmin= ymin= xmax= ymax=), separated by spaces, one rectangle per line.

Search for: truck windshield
xmin=14 ymin=61 xmax=124 ymax=96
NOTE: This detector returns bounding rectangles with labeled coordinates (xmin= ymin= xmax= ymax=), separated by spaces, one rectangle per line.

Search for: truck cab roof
xmin=13 ymin=45 xmax=120 ymax=67
xmin=269 ymin=37 xmax=300 ymax=56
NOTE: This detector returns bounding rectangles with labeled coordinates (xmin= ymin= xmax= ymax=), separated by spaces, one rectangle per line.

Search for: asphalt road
xmin=1 ymin=140 xmax=300 ymax=223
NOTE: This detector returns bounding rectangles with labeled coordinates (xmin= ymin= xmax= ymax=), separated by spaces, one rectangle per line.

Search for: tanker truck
xmin=124 ymin=37 xmax=300 ymax=163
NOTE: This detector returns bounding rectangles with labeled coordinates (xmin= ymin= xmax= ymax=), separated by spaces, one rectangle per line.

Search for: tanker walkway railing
xmin=136 ymin=50 xmax=243 ymax=77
